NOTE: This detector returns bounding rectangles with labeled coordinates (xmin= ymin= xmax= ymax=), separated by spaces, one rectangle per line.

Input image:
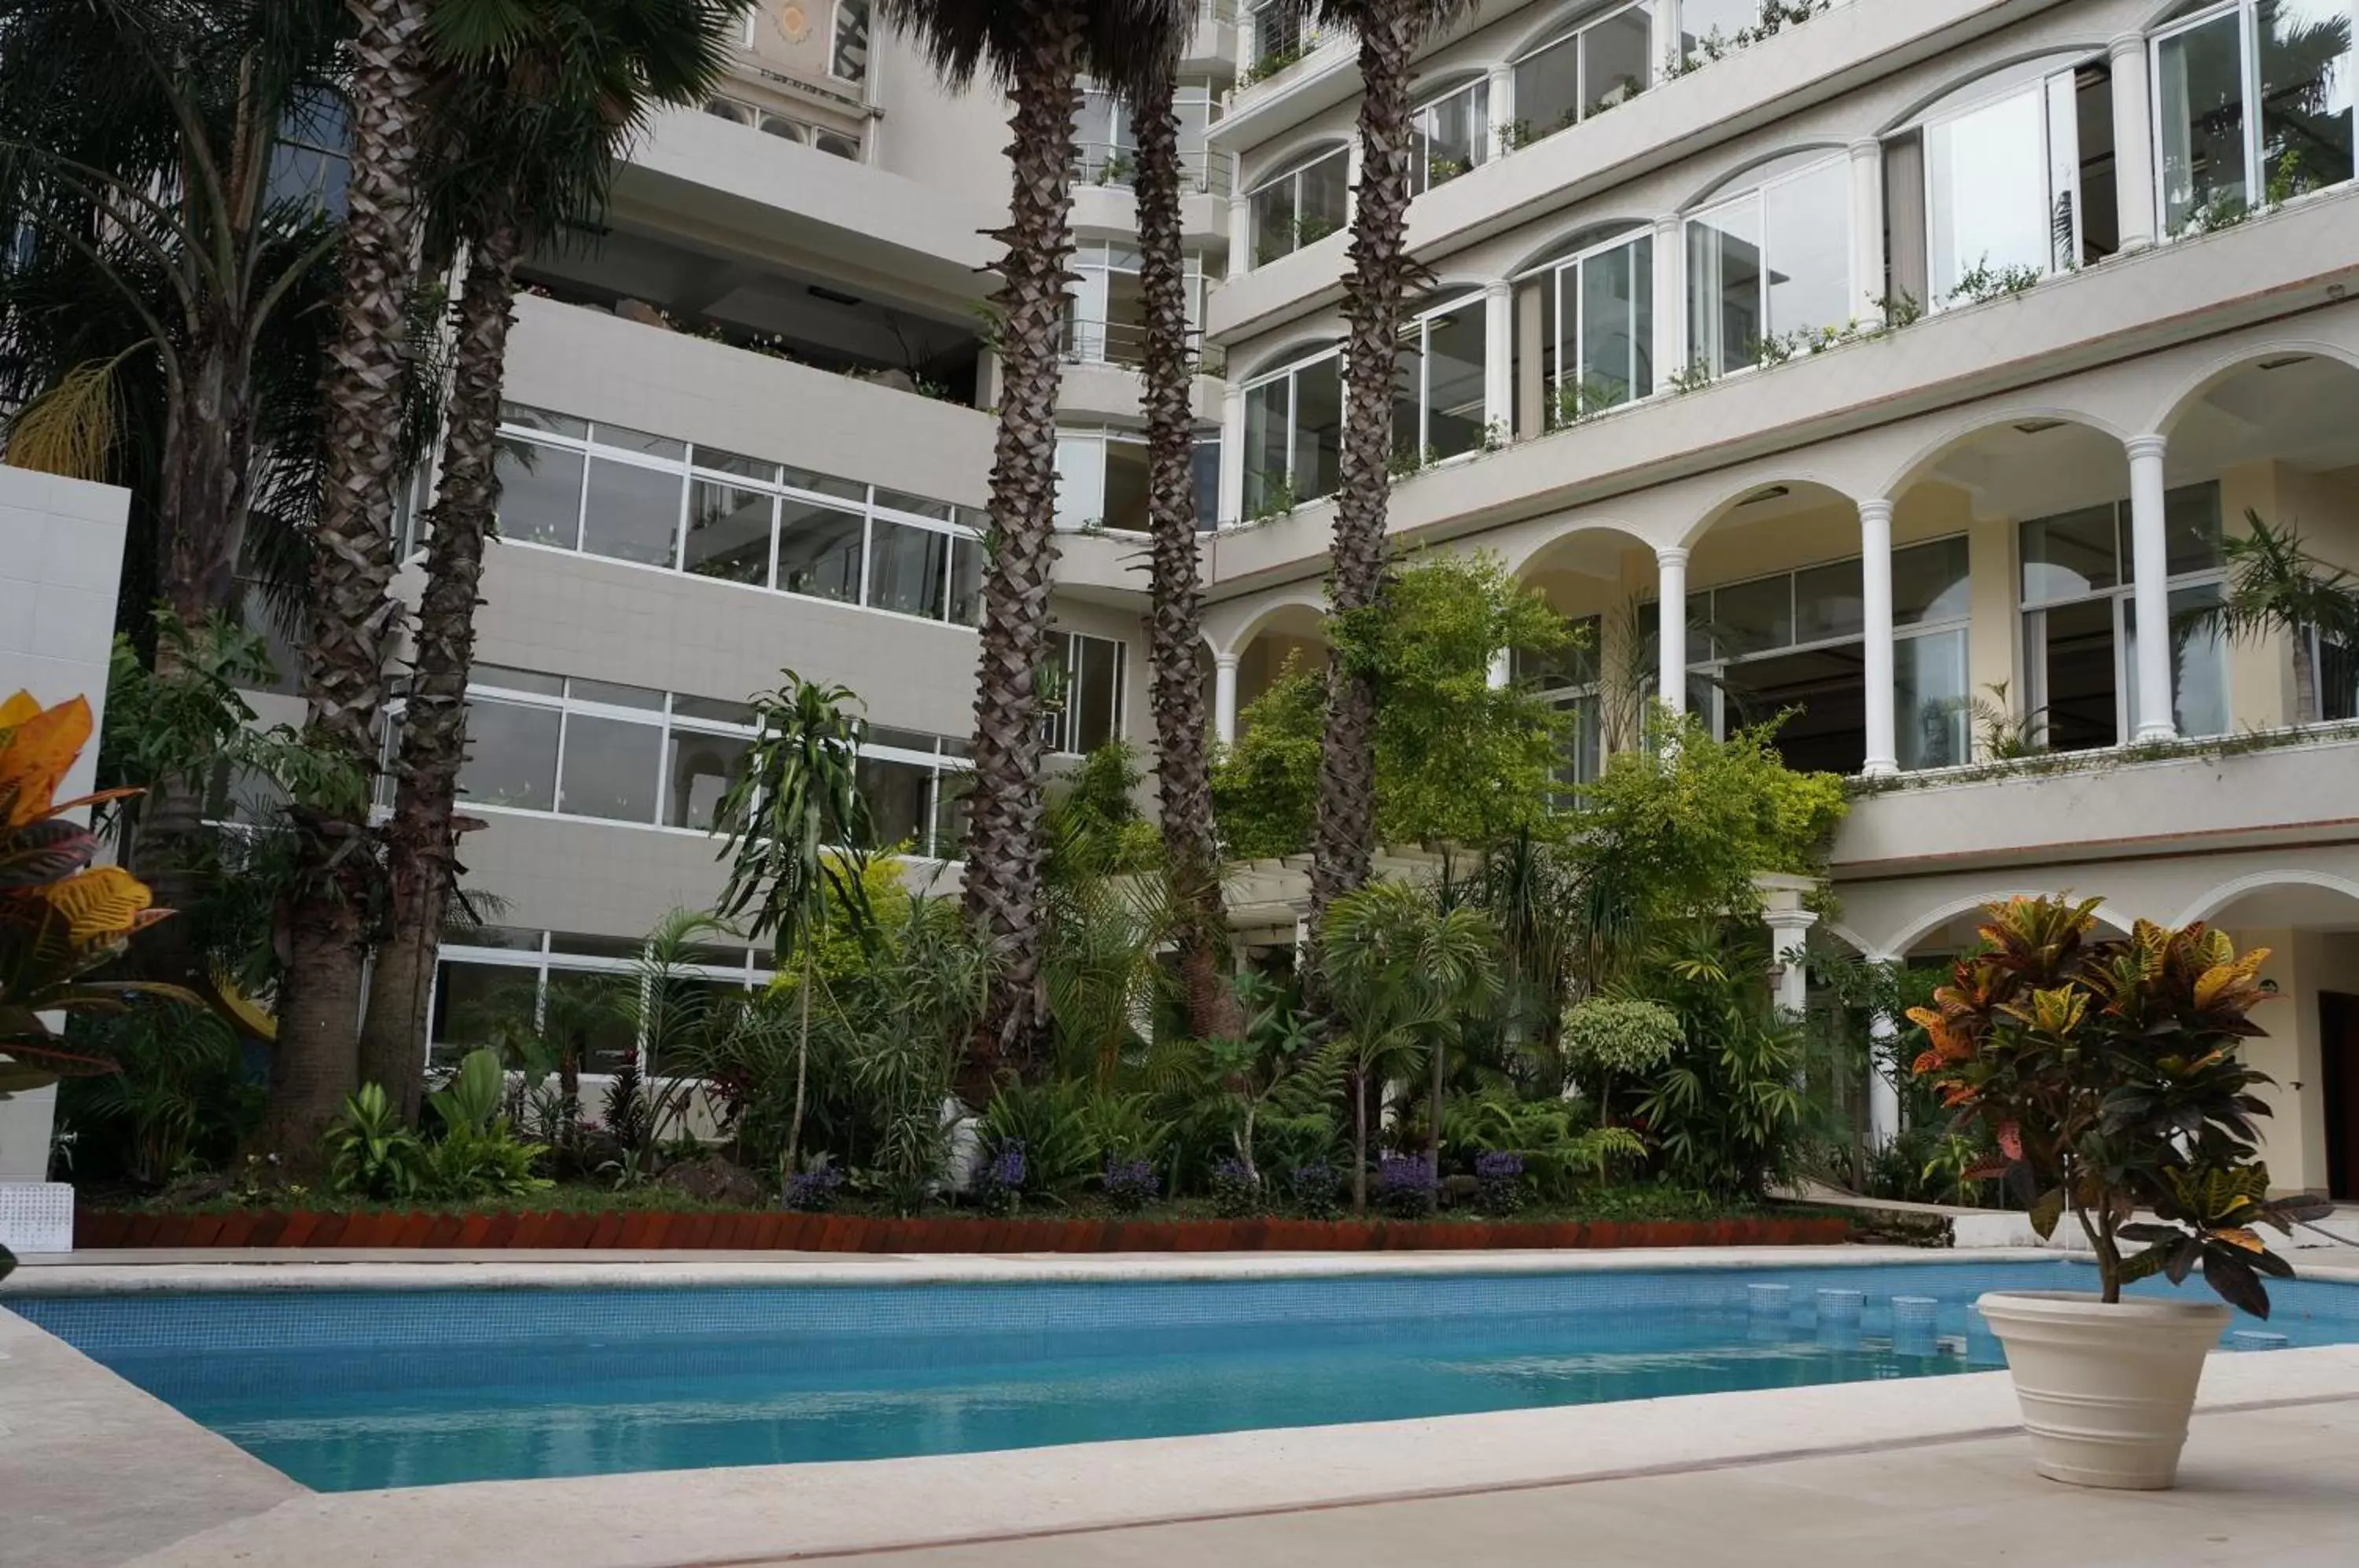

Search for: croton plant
xmin=1910 ymin=895 xmax=2331 ymax=1316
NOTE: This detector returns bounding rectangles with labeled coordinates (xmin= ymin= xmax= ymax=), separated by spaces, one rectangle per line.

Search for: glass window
xmin=2259 ymin=0 xmax=2356 ymax=195
xmin=1055 ymin=432 xmax=1107 ymax=532
xmin=475 ymin=664 xmax=565 ymax=697
xmin=1893 ymin=536 xmax=1974 ymax=625
xmin=1794 ymin=558 xmax=1864 ymax=643
xmin=693 ymin=447 xmax=775 ymax=484
xmin=502 ymin=404 xmax=587 ymax=440
xmin=862 ymin=756 xmax=933 ymax=849
xmin=1681 ymin=0 xmax=1764 ymax=56
xmin=2021 ymin=505 xmax=2120 ymax=603
xmin=590 ymin=424 xmax=685 ymax=463
xmin=1073 ymin=634 xmax=1122 ymax=753
xmin=948 ymin=538 xmax=984 ymax=626
xmin=1687 ymin=154 xmax=1849 ymax=371
xmin=830 ymin=0 xmax=870 ymax=83
xmin=1191 ymin=436 xmax=1221 ymax=530
xmin=1412 ymin=80 xmax=1488 ymax=193
xmin=1896 ymin=628 xmax=1971 ymax=771
xmin=429 ymin=959 xmax=535 ymax=1061
xmin=1926 ymin=83 xmax=2054 ymax=301
xmin=557 ymin=712 xmax=661 ymax=823
xmin=1584 ymin=4 xmax=1651 ymax=116
xmin=2159 ymin=9 xmax=2250 ymax=230
xmin=1249 ymin=147 xmax=1347 ymax=265
xmin=544 ymin=970 xmax=638 ymax=1075
xmin=1395 ymin=296 xmax=1488 ymax=462
xmin=495 ymin=440 xmax=585 ymax=549
xmin=665 ymin=730 xmax=749 ymax=830
xmin=2125 ymin=583 xmax=2232 ymax=739
xmin=1512 ymin=31 xmax=1583 ymax=145
xmin=673 ymin=694 xmax=756 ymax=727
xmin=2160 ymin=480 xmax=2225 ymax=576
xmin=1577 ymin=232 xmax=1651 ymax=407
xmin=1687 ymin=197 xmax=1763 ymax=375
xmin=569 ymin=677 xmax=663 ymax=710
xmin=458 ymin=698 xmax=560 ymax=810
xmin=1292 ymin=355 xmax=1343 ymax=502
xmin=782 ymin=466 xmax=869 ymax=505
xmin=1242 ymin=352 xmax=1342 ymax=513
xmin=1713 ymin=573 xmax=1794 ymax=656
xmin=1764 ymin=156 xmax=1850 ymax=337
xmin=1103 ymin=438 xmax=1150 ymax=531
xmin=776 ymin=498 xmax=864 ymax=602
xmin=868 ymin=517 xmax=951 ymax=617
xmin=683 ymin=480 xmax=773 ymax=586
xmin=1244 ymin=374 xmax=1291 ymax=516
xmin=875 ymin=487 xmax=956 ymax=522
xmin=581 ymin=455 xmax=683 ymax=567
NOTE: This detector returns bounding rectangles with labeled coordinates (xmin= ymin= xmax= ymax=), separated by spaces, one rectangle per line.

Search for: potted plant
xmin=1910 ymin=896 xmax=2331 ymax=1489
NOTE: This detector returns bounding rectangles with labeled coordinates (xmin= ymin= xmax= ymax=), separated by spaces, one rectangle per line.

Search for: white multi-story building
xmin=426 ymin=0 xmax=2359 ymax=1199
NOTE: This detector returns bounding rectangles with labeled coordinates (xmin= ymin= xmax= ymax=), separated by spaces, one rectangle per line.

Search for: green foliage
xmin=62 ymin=1003 xmax=262 ymax=1185
xmin=714 ymin=675 xmax=874 ymax=961
xmin=1632 ymin=923 xmax=1806 ymax=1198
xmin=327 ymin=1049 xmax=553 ymax=1204
xmin=1948 ymin=256 xmax=2044 ymax=305
xmin=835 ymin=896 xmax=992 ymax=1213
xmin=323 ymin=1084 xmax=429 ymax=1201
xmin=1559 ymin=999 xmax=1682 ymax=1078
xmin=1212 ymin=554 xmax=1573 ymax=856
xmin=2175 ymin=512 xmax=2359 ymax=723
xmin=1911 ymin=896 xmax=2331 ymax=1314
xmin=427 ymin=1047 xmax=506 ymax=1139
xmin=1443 ymin=1088 xmax=1645 ymax=1198
xmin=1575 ymin=710 xmax=1847 ymax=928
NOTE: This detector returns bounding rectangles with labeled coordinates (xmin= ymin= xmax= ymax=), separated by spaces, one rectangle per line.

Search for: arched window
xmin=1247 ymin=144 xmax=1349 ymax=265
xmin=1510 ymin=2 xmax=1654 ymax=149
xmin=1521 ymin=225 xmax=1653 ymax=425
xmin=1393 ymin=292 xmax=1489 ymax=462
xmin=830 ymin=0 xmax=870 ymax=84
xmin=1908 ymin=55 xmax=2103 ymax=306
xmin=1686 ymin=149 xmax=1849 ymax=375
xmin=1241 ymin=344 xmax=1343 ymax=517
xmin=1412 ymin=77 xmax=1491 ymax=191
xmin=2153 ymin=0 xmax=2354 ymax=235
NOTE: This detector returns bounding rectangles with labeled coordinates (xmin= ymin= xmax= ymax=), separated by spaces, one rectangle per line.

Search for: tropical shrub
xmin=1634 ymin=924 xmax=1807 ymax=1198
xmin=1207 ymin=1154 xmax=1262 ymax=1216
xmin=1560 ymin=997 xmax=1682 ymax=1120
xmin=1102 ymin=1154 xmax=1161 ymax=1212
xmin=784 ymin=1161 xmax=845 ymax=1212
xmin=62 ymin=1004 xmax=261 ymax=1185
xmin=1474 ymin=1150 xmax=1527 ymax=1216
xmin=323 ymin=1084 xmax=429 ymax=1200
xmin=1284 ymin=1160 xmax=1344 ymax=1220
xmin=1444 ymin=1088 xmax=1645 ymax=1199
xmin=979 ymin=1078 xmax=1102 ymax=1196
xmin=1374 ymin=1154 xmax=1438 ymax=1218
xmin=1910 ymin=896 xmax=2331 ymax=1313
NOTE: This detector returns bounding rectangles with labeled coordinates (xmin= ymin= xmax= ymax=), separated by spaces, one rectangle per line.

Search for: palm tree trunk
xmin=1132 ymin=46 xmax=1241 ymax=1042
xmin=357 ymin=223 xmax=524 ymax=1121
xmin=2295 ymin=633 xmax=2319 ymax=725
xmin=1308 ymin=3 xmax=1421 ymax=955
xmin=788 ymin=947 xmax=813 ymax=1172
xmin=1426 ymin=1035 xmax=1444 ymax=1213
xmin=268 ymin=0 xmax=436 ymax=1159
xmin=962 ymin=0 xmax=1088 ymax=1078
xmin=1352 ymin=1064 xmax=1369 ymax=1217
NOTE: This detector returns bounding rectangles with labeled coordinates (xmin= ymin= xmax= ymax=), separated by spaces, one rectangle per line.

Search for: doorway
xmin=2325 ymin=993 xmax=2359 ymax=1201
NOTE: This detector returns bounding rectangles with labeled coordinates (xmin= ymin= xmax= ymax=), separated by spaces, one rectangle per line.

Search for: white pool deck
xmin=6 ymin=1246 xmax=2359 ymax=1568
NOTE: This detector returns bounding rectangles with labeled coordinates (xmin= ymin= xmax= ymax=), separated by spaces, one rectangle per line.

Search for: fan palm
xmin=358 ymin=0 xmax=746 ymax=1121
xmin=1305 ymin=0 xmax=1481 ymax=960
xmin=712 ymin=675 xmax=878 ymax=1172
xmin=876 ymin=0 xmax=1189 ymax=1077
xmin=1121 ymin=26 xmax=1239 ymax=1040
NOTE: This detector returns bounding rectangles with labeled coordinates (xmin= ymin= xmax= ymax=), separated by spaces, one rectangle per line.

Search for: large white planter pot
xmin=1977 ymin=1290 xmax=2231 ymax=1490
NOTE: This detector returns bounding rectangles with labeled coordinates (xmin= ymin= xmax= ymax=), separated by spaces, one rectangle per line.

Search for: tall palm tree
xmin=1124 ymin=28 xmax=1238 ymax=1040
xmin=357 ymin=0 xmax=746 ymax=1121
xmin=878 ymin=0 xmax=1187 ymax=1077
xmin=712 ymin=675 xmax=878 ymax=1174
xmin=1305 ymin=0 xmax=1477 ymax=958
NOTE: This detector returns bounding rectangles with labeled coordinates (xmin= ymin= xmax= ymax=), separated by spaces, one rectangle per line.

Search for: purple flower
xmin=783 ymin=1165 xmax=845 ymax=1213
xmin=1102 ymin=1156 xmax=1161 ymax=1213
xmin=1474 ymin=1151 xmax=1525 ymax=1181
xmin=988 ymin=1141 xmax=1027 ymax=1191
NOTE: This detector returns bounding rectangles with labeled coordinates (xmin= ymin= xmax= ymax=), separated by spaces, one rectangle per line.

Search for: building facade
xmin=420 ymin=0 xmax=2359 ymax=1197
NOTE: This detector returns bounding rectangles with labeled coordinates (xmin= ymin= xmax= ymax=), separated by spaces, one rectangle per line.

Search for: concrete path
xmin=770 ymin=1398 xmax=2359 ymax=1568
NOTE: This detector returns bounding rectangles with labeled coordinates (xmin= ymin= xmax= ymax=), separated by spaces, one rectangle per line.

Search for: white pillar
xmin=2126 ymin=432 xmax=2177 ymax=742
xmin=1651 ymin=0 xmax=1681 ymax=75
xmin=1766 ymin=911 xmax=1818 ymax=1018
xmin=1487 ymin=648 xmax=1511 ymax=690
xmin=2109 ymin=34 xmax=2158 ymax=252
xmin=1214 ymin=653 xmax=1241 ymax=745
xmin=1656 ymin=545 xmax=1690 ymax=715
xmin=1867 ymin=959 xmax=1903 ymax=1149
xmin=1227 ymin=193 xmax=1251 ymax=277
xmin=1859 ymin=497 xmax=1898 ymax=778
xmin=1345 ymin=138 xmax=1363 ymax=225
xmin=1486 ymin=63 xmax=1513 ymax=156
xmin=1652 ymin=215 xmax=1687 ymax=389
xmin=1848 ymin=138 xmax=1886 ymax=323
xmin=1219 ymin=381 xmax=1246 ymax=526
xmin=1482 ymin=278 xmax=1513 ymax=437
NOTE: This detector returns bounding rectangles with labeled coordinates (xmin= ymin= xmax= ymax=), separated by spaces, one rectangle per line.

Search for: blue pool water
xmin=16 ymin=1258 xmax=2359 ymax=1492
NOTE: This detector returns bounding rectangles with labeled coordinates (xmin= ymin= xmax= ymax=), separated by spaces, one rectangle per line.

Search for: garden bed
xmin=73 ymin=1208 xmax=1853 ymax=1253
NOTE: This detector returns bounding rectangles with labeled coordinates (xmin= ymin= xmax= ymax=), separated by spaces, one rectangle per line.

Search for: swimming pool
xmin=17 ymin=1258 xmax=2359 ymax=1492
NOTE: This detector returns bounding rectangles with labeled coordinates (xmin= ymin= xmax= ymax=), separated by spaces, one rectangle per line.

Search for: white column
xmin=1227 ymin=193 xmax=1251 ymax=277
xmin=1481 ymin=278 xmax=1513 ymax=437
xmin=1867 ymin=960 xmax=1903 ymax=1149
xmin=1486 ymin=63 xmax=1514 ymax=156
xmin=1848 ymin=138 xmax=1886 ymax=323
xmin=1219 ymin=381 xmax=1246 ymax=526
xmin=1859 ymin=497 xmax=1898 ymax=778
xmin=2109 ymin=34 xmax=2158 ymax=252
xmin=2126 ymin=432 xmax=2177 ymax=742
xmin=1345 ymin=138 xmax=1364 ymax=224
xmin=1651 ymin=0 xmax=1681 ymax=75
xmin=1766 ymin=910 xmax=1819 ymax=1018
xmin=1487 ymin=649 xmax=1511 ymax=690
xmin=1656 ymin=545 xmax=1689 ymax=715
xmin=1213 ymin=653 xmax=1241 ymax=745
xmin=1652 ymin=215 xmax=1687 ymax=388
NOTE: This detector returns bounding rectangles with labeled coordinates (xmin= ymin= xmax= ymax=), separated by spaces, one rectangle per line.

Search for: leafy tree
xmin=2173 ymin=512 xmax=2359 ymax=724
xmin=712 ymin=676 xmax=878 ymax=1172
xmin=1213 ymin=553 xmax=1571 ymax=856
xmin=1632 ymin=922 xmax=1805 ymax=1198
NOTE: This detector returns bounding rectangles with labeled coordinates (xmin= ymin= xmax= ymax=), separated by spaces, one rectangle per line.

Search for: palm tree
xmin=1124 ymin=26 xmax=1239 ymax=1040
xmin=357 ymin=0 xmax=745 ymax=1121
xmin=877 ymin=0 xmax=1187 ymax=1077
xmin=1305 ymin=0 xmax=1478 ymax=961
xmin=712 ymin=675 xmax=878 ymax=1174
xmin=1320 ymin=879 xmax=1499 ymax=1213
xmin=2175 ymin=512 xmax=2359 ymax=725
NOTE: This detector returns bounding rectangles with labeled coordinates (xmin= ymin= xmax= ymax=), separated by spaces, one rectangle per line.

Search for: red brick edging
xmin=75 ymin=1209 xmax=1851 ymax=1253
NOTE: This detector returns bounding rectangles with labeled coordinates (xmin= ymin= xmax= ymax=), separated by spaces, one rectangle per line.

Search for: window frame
xmin=2151 ymin=0 xmax=2357 ymax=234
xmin=427 ymin=928 xmax=771 ymax=1074
xmin=1411 ymin=76 xmax=1492 ymax=193
xmin=1246 ymin=143 xmax=1349 ymax=265
xmin=1393 ymin=291 xmax=1490 ymax=464
xmin=1238 ymin=344 xmax=1344 ymax=514
xmin=829 ymin=0 xmax=870 ymax=86
xmin=1508 ymin=0 xmax=1657 ymax=147
xmin=1040 ymin=630 xmax=1129 ymax=756
xmin=1519 ymin=223 xmax=1655 ymax=418
xmin=1918 ymin=66 xmax=2085 ymax=304
xmin=1684 ymin=149 xmax=1852 ymax=374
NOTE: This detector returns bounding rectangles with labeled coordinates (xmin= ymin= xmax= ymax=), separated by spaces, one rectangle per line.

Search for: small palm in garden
xmin=713 ymin=675 xmax=877 ymax=1180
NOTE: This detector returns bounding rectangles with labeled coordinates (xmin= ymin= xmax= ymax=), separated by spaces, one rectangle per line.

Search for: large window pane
xmin=1927 ymin=86 xmax=2051 ymax=300
xmin=1794 ymin=558 xmax=1864 ymax=643
xmin=544 ymin=970 xmax=637 ymax=1075
xmin=1103 ymin=439 xmax=1150 ymax=531
xmin=1292 ymin=356 xmax=1344 ymax=501
xmin=1896 ymin=628 xmax=1970 ymax=770
xmin=1577 ymin=236 xmax=1651 ymax=404
xmin=495 ymin=440 xmax=584 ymax=549
xmin=1426 ymin=303 xmax=1486 ymax=458
xmin=683 ymin=480 xmax=772 ymax=585
xmin=868 ymin=517 xmax=951 ymax=617
xmin=2259 ymin=0 xmax=2356 ymax=195
xmin=2163 ymin=481 xmax=2225 ymax=576
xmin=1583 ymin=3 xmax=1651 ymax=117
xmin=1512 ymin=32 xmax=1581 ymax=143
xmin=665 ymin=731 xmax=749 ymax=830
xmin=1299 ymin=151 xmax=1349 ymax=242
xmin=2127 ymin=585 xmax=2232 ymax=739
xmin=934 ymin=769 xmax=973 ymax=859
xmin=1191 ymin=437 xmax=1222 ymax=529
xmin=581 ymin=456 xmax=684 ymax=567
xmin=2158 ymin=11 xmax=2251 ymax=231
xmin=1893 ymin=536 xmax=1974 ymax=625
xmin=1073 ymin=635 xmax=1122 ymax=753
xmin=777 ymin=499 xmax=863 ymax=602
xmin=1687 ymin=200 xmax=1761 ymax=374
xmin=1244 ymin=375 xmax=1291 ymax=513
xmin=2021 ymin=505 xmax=2119 ymax=602
xmin=1713 ymin=574 xmax=1793 ymax=656
xmin=458 ymin=698 xmax=559 ymax=810
xmin=1415 ymin=83 xmax=1486 ymax=190
xmin=430 ymin=959 xmax=537 ymax=1064
xmin=2030 ymin=598 xmax=2118 ymax=751
xmin=948 ymin=538 xmax=984 ymax=626
xmin=1764 ymin=159 xmax=1850 ymax=337
xmin=558 ymin=713 xmax=661 ymax=823
xmin=1249 ymin=175 xmax=1297 ymax=264
xmin=861 ymin=756 xmax=933 ymax=849
xmin=1723 ymin=645 xmax=1866 ymax=775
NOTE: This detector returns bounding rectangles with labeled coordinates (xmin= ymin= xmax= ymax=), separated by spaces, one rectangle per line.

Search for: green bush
xmin=323 ymin=1084 xmax=428 ymax=1201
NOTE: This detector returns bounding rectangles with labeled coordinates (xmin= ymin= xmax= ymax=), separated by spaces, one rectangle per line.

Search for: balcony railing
xmin=702 ymin=95 xmax=860 ymax=160
xmin=1062 ymin=317 xmax=1228 ymax=377
xmin=1072 ymin=142 xmax=1235 ymax=198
